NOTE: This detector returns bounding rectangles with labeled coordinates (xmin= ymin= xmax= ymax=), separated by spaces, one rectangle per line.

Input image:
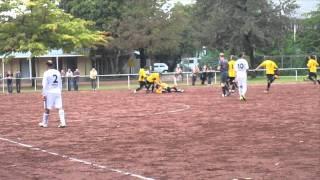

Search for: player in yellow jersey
xmin=255 ymin=59 xmax=279 ymax=92
xmin=134 ymin=67 xmax=148 ymax=93
xmin=155 ymin=82 xmax=184 ymax=94
xmin=146 ymin=72 xmax=160 ymax=92
xmin=228 ymin=55 xmax=238 ymax=93
xmin=306 ymin=55 xmax=320 ymax=85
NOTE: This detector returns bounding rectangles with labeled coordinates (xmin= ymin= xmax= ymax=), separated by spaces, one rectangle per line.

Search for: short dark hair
xmin=46 ymin=60 xmax=53 ymax=67
xmin=239 ymin=52 xmax=245 ymax=58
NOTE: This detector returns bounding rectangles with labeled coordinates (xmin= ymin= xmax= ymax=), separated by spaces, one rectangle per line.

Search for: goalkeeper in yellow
xmin=134 ymin=67 xmax=148 ymax=93
xmin=255 ymin=59 xmax=279 ymax=93
xmin=306 ymin=55 xmax=320 ymax=85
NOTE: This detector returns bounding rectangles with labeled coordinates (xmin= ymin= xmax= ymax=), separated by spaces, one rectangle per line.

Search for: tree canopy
xmin=0 ymin=0 xmax=108 ymax=57
xmin=297 ymin=2 xmax=320 ymax=53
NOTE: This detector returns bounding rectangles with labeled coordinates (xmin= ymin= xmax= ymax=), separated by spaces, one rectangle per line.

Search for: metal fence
xmin=0 ymin=67 xmax=318 ymax=94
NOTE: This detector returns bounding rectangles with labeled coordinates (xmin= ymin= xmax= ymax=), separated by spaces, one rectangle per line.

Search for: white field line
xmin=0 ymin=137 xmax=155 ymax=180
xmin=154 ymin=104 xmax=191 ymax=115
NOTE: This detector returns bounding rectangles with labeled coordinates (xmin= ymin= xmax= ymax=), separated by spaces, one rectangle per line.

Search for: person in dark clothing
xmin=207 ymin=66 xmax=214 ymax=85
xmin=6 ymin=71 xmax=13 ymax=94
xmin=200 ymin=65 xmax=207 ymax=85
xmin=217 ymin=53 xmax=230 ymax=97
xmin=73 ymin=69 xmax=80 ymax=91
xmin=66 ymin=68 xmax=73 ymax=91
xmin=15 ymin=70 xmax=22 ymax=93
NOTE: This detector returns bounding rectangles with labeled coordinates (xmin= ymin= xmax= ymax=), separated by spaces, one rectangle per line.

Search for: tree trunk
xmin=139 ymin=48 xmax=146 ymax=68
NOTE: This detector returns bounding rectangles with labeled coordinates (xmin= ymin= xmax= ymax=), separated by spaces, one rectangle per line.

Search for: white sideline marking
xmin=0 ymin=137 xmax=155 ymax=180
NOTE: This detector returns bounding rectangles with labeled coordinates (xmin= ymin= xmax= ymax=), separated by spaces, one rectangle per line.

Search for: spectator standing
xmin=90 ymin=67 xmax=98 ymax=91
xmin=6 ymin=71 xmax=13 ymax=94
xmin=200 ymin=65 xmax=207 ymax=85
xmin=191 ymin=65 xmax=200 ymax=86
xmin=174 ymin=64 xmax=183 ymax=86
xmin=66 ymin=69 xmax=73 ymax=91
xmin=15 ymin=70 xmax=22 ymax=93
xmin=73 ymin=68 xmax=80 ymax=91
xmin=207 ymin=66 xmax=214 ymax=85
xmin=60 ymin=69 xmax=66 ymax=89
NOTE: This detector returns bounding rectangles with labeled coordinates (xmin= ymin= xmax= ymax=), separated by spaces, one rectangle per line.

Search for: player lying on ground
xmin=155 ymin=82 xmax=184 ymax=94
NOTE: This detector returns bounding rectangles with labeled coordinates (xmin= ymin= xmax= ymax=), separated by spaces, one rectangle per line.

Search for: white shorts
xmin=45 ymin=93 xmax=63 ymax=110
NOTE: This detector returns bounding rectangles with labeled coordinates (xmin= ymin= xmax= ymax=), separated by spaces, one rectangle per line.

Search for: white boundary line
xmin=154 ymin=104 xmax=191 ymax=115
xmin=0 ymin=137 xmax=155 ymax=180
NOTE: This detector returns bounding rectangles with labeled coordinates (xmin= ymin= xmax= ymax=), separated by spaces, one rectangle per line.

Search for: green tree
xmin=297 ymin=2 xmax=320 ymax=53
xmin=0 ymin=0 xmax=107 ymax=57
xmin=60 ymin=0 xmax=194 ymax=70
xmin=193 ymin=0 xmax=298 ymax=65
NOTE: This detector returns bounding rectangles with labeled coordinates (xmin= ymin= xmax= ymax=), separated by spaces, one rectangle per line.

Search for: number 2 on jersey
xmin=53 ymin=75 xmax=58 ymax=83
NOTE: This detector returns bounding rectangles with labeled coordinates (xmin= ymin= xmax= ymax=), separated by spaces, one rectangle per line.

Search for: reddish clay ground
xmin=0 ymin=83 xmax=319 ymax=180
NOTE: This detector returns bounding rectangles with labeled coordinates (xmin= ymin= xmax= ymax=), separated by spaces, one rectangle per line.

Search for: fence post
xmin=97 ymin=76 xmax=100 ymax=89
xmin=66 ymin=78 xmax=68 ymax=90
xmin=2 ymin=59 xmax=4 ymax=94
xmin=34 ymin=78 xmax=37 ymax=91
xmin=214 ymin=72 xmax=217 ymax=84
xmin=128 ymin=75 xmax=130 ymax=89
xmin=186 ymin=73 xmax=189 ymax=86
xmin=295 ymin=70 xmax=298 ymax=81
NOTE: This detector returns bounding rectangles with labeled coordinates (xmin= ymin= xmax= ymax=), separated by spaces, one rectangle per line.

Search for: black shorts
xmin=309 ymin=72 xmax=317 ymax=78
xmin=267 ymin=74 xmax=275 ymax=81
xmin=229 ymin=77 xmax=235 ymax=82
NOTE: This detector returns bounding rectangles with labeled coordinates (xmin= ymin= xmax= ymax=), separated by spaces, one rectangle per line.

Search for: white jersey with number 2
xmin=42 ymin=69 xmax=62 ymax=96
xmin=235 ymin=58 xmax=249 ymax=78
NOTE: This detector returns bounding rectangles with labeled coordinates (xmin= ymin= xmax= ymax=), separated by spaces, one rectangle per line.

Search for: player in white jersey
xmin=235 ymin=53 xmax=249 ymax=101
xmin=39 ymin=60 xmax=66 ymax=128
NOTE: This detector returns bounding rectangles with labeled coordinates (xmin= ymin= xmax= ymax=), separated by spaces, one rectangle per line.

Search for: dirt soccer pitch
xmin=0 ymin=83 xmax=319 ymax=180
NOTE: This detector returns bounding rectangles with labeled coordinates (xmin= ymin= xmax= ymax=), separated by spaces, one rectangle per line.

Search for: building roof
xmin=0 ymin=49 xmax=85 ymax=59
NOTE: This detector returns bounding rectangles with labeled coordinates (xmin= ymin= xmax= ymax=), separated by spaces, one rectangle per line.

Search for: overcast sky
xmin=171 ymin=0 xmax=319 ymax=17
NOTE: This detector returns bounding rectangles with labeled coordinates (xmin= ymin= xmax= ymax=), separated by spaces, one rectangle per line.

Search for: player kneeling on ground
xmin=155 ymin=82 xmax=184 ymax=94
xmin=39 ymin=60 xmax=66 ymax=128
